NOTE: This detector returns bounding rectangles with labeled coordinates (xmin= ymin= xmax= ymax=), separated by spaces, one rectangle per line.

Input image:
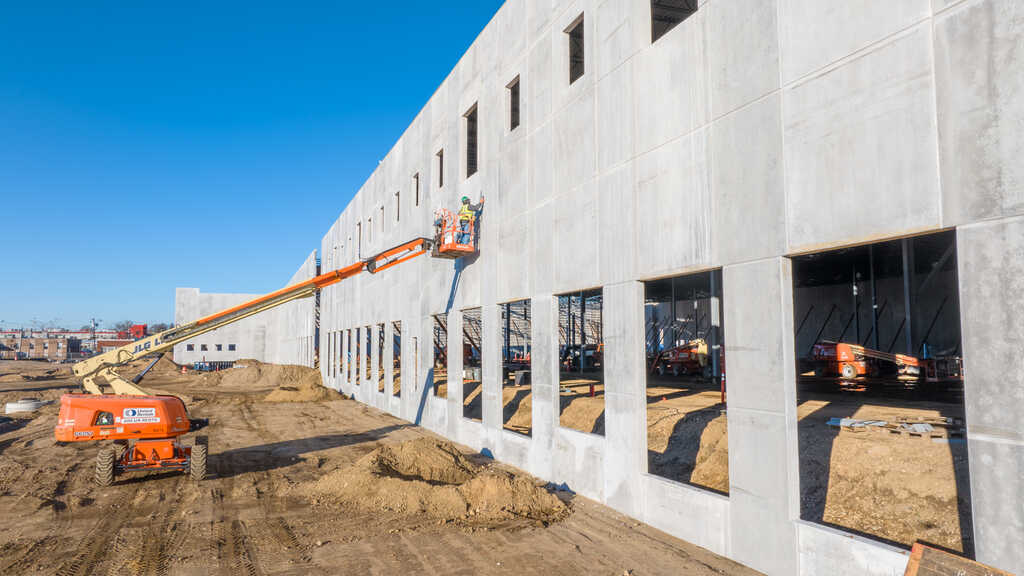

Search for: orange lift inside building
xmin=55 ymin=237 xmax=450 ymax=486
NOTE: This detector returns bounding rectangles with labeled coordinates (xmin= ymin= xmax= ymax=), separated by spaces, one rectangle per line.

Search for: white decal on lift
xmin=122 ymin=407 xmax=160 ymax=424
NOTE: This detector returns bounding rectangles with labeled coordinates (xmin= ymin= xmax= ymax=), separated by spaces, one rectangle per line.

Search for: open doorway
xmin=643 ymin=270 xmax=727 ymax=494
xmin=462 ymin=307 xmax=483 ymax=422
xmin=558 ymin=288 xmax=604 ymax=435
xmin=792 ymin=230 xmax=972 ymax=554
xmin=392 ymin=321 xmax=402 ymax=397
xmin=501 ymin=300 xmax=532 ymax=436
xmin=432 ymin=314 xmax=448 ymax=398
xmin=377 ymin=323 xmax=385 ymax=393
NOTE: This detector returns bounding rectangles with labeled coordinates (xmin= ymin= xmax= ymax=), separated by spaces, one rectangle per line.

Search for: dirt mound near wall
xmin=195 ymin=359 xmax=340 ymax=402
xmin=305 ymin=438 xmax=569 ymax=526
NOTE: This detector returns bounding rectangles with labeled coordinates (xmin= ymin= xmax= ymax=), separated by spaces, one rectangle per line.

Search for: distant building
xmin=0 ymin=331 xmax=80 ymax=361
xmin=173 ymin=252 xmax=317 ymax=367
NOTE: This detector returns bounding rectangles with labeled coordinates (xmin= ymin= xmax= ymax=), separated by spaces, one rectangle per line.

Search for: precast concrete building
xmin=194 ymin=1 xmax=1023 ymax=574
xmin=174 ymin=251 xmax=318 ymax=366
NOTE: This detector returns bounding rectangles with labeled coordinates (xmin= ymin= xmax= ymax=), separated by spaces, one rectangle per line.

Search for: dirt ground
xmin=0 ymin=358 xmax=760 ymax=576
xmin=559 ymin=375 xmax=606 ymax=435
xmin=500 ymin=380 xmax=532 ymax=436
xmin=645 ymin=376 xmax=729 ymax=494
xmin=796 ymin=385 xmax=972 ymax=553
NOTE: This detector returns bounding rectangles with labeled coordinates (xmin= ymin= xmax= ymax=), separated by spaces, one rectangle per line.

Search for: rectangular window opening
xmin=395 ymin=191 xmax=400 ymax=222
xmin=465 ymin=104 xmax=478 ymax=178
xmin=413 ymin=173 xmax=420 ymax=206
xmin=567 ymin=16 xmax=585 ymax=84
xmin=557 ymin=288 xmax=604 ymax=435
xmin=186 ymin=344 xmax=194 ymax=351
xmin=644 ymin=270 xmax=727 ymax=495
xmin=508 ymin=77 xmax=520 ymax=131
xmin=365 ymin=325 xmax=373 ymax=384
xmin=377 ymin=323 xmax=385 ymax=393
xmin=216 ymin=344 xmax=223 ymax=352
xmin=392 ymin=321 xmax=402 ymax=397
xmin=432 ymin=314 xmax=448 ymax=398
xmin=436 ymin=150 xmax=445 ymax=189
xmin=354 ymin=327 xmax=361 ymax=386
xmin=792 ymin=230 xmax=971 ymax=553
xmin=462 ymin=307 xmax=482 ymax=422
xmin=651 ymin=0 xmax=697 ymax=42
xmin=502 ymin=299 xmax=532 ymax=436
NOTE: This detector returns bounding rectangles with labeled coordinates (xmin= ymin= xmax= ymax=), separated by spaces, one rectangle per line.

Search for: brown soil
xmin=0 ymin=359 xmax=758 ymax=576
xmin=305 ymin=437 xmax=568 ymax=526
xmin=433 ymin=367 xmax=448 ymax=398
xmin=645 ymin=377 xmax=729 ymax=494
xmin=559 ymin=376 xmax=606 ymax=435
xmin=797 ymin=391 xmax=971 ymax=552
xmin=502 ymin=382 xmax=533 ymax=436
xmin=554 ymin=371 xmax=968 ymax=551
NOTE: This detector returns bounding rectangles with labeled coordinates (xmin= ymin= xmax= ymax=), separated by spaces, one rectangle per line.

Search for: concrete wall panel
xmin=707 ymin=0 xmax=780 ymax=117
xmin=711 ymin=93 xmax=786 ymax=265
xmin=957 ymin=217 xmax=1024 ymax=573
xmin=634 ymin=128 xmax=711 ymax=277
xmin=784 ymin=26 xmax=941 ymax=251
xmin=779 ymin=0 xmax=931 ymax=83
xmin=935 ymin=0 xmax=1024 ymax=225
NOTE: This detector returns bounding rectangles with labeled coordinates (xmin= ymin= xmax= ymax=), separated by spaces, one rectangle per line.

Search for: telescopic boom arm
xmin=73 ymin=238 xmax=433 ymax=395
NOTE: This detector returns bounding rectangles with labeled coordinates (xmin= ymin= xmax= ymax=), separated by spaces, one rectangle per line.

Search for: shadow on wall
xmin=416 ymin=253 xmax=475 ymax=426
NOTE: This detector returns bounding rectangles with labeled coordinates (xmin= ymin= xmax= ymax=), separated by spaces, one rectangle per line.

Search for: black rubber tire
xmin=95 ymin=448 xmax=115 ymax=487
xmin=190 ymin=437 xmax=207 ymax=481
xmin=655 ymin=364 xmax=665 ymax=376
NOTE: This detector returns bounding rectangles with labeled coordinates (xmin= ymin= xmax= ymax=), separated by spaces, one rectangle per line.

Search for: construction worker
xmin=457 ymin=195 xmax=484 ymax=244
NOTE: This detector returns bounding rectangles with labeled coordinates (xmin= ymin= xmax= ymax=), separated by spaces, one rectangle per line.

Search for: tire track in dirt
xmin=54 ymin=485 xmax=143 ymax=576
xmin=216 ymin=519 xmax=262 ymax=576
xmin=135 ymin=478 xmax=189 ymax=576
xmin=0 ymin=457 xmax=80 ymax=573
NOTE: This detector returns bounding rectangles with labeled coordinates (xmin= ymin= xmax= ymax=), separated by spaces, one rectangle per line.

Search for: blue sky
xmin=0 ymin=1 xmax=503 ymax=330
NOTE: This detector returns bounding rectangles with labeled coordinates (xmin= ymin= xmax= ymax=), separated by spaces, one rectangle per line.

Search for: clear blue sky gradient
xmin=0 ymin=1 xmax=503 ymax=330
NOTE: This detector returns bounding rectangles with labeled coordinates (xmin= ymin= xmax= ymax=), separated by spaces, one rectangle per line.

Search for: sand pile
xmin=305 ymin=438 xmax=568 ymax=525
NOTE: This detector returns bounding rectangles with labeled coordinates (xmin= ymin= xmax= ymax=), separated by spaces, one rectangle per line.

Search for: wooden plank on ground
xmin=904 ymin=542 xmax=1014 ymax=576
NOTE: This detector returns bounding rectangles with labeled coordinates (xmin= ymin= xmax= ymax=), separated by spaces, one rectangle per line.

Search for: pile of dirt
xmin=263 ymin=377 xmax=343 ymax=402
xmin=194 ymin=359 xmax=340 ymax=402
xmin=305 ymin=438 xmax=569 ymax=526
xmin=120 ymin=354 xmax=184 ymax=379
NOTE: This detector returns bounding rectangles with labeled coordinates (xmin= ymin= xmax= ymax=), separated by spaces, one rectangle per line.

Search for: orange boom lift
xmin=56 ymin=238 xmax=441 ymax=485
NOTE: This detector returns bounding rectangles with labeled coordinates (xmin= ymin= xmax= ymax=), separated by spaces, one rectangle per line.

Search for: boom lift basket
xmin=433 ymin=208 xmax=477 ymax=259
